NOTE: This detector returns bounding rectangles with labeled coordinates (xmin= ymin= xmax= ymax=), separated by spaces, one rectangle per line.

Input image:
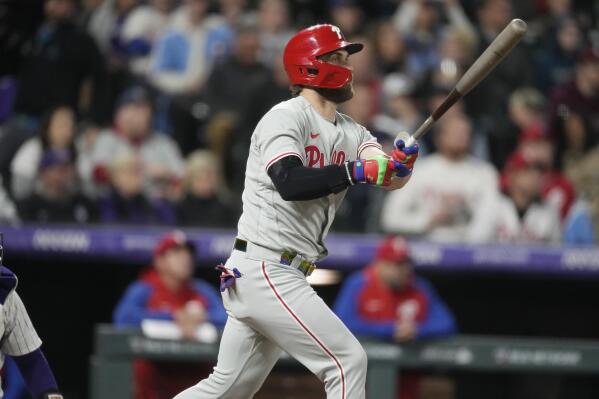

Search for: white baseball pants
xmin=173 ymin=247 xmax=367 ymax=399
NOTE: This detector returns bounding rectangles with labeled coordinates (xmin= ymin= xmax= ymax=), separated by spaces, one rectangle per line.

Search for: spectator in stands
xmin=330 ymin=0 xmax=365 ymax=37
xmin=113 ymin=232 xmax=226 ymax=399
xmin=0 ymin=0 xmax=107 ymax=177
xmin=217 ymin=0 xmax=251 ymax=26
xmin=335 ymin=236 xmax=456 ymax=399
xmin=426 ymin=27 xmax=477 ymax=94
xmin=534 ymin=17 xmax=583 ymax=93
xmin=467 ymin=0 xmax=533 ymax=168
xmin=564 ymin=197 xmax=598 ymax=245
xmin=203 ymin=23 xmax=271 ymax=177
xmin=177 ymin=150 xmax=238 ymax=227
xmin=0 ymin=177 xmax=17 ymax=224
xmin=393 ymin=0 xmax=475 ymax=83
xmin=257 ymin=0 xmax=293 ymax=66
xmin=14 ymin=0 xmax=107 ymax=124
xmin=10 ymin=106 xmax=79 ymax=199
xmin=480 ymin=153 xmax=561 ymax=243
xmin=512 ymin=126 xmax=575 ymax=221
xmin=87 ymin=86 xmax=184 ymax=198
xmin=373 ymin=73 xmax=421 ymax=141
xmin=380 ymin=114 xmax=499 ymax=242
xmin=561 ymin=114 xmax=599 ymax=194
xmin=373 ymin=21 xmax=407 ymax=75
xmin=506 ymin=87 xmax=575 ymax=219
xmin=83 ymin=0 xmax=138 ymax=55
xmin=148 ymin=0 xmax=219 ymax=95
xmin=227 ymin=57 xmax=290 ymax=193
xmin=122 ymin=0 xmax=175 ymax=75
xmin=17 ymin=149 xmax=94 ymax=223
xmin=547 ymin=48 xmax=599 ymax=145
xmin=98 ymin=151 xmax=176 ymax=225
xmin=204 ymin=24 xmax=270 ymax=118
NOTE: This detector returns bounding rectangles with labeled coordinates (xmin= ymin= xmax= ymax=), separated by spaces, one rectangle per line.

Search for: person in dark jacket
xmin=98 ymin=151 xmax=176 ymax=225
xmin=17 ymin=149 xmax=94 ymax=224
xmin=14 ymin=0 xmax=107 ymax=124
xmin=176 ymin=150 xmax=238 ymax=227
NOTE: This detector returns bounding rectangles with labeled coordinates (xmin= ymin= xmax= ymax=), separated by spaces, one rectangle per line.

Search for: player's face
xmin=376 ymin=260 xmax=412 ymax=290
xmin=316 ymin=50 xmax=354 ymax=104
xmin=160 ymin=247 xmax=194 ymax=283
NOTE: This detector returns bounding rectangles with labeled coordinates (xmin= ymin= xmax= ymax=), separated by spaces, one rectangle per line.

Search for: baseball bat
xmin=398 ymin=18 xmax=528 ymax=147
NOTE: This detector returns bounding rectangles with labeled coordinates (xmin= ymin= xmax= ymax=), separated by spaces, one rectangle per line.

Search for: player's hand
xmin=347 ymin=155 xmax=399 ymax=187
xmin=392 ymin=137 xmax=419 ymax=177
xmin=394 ymin=320 xmax=418 ymax=343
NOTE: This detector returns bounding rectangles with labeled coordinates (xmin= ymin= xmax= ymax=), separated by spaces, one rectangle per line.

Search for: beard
xmin=315 ymin=82 xmax=354 ymax=104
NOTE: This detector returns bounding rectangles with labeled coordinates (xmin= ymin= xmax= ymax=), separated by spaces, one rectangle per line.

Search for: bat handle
xmin=396 ymin=116 xmax=435 ymax=148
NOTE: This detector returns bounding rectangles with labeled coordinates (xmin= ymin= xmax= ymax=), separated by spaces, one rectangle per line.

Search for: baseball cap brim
xmin=344 ymin=42 xmax=363 ymax=54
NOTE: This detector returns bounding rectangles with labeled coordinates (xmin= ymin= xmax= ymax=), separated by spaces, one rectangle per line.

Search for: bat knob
xmin=395 ymin=131 xmax=415 ymax=148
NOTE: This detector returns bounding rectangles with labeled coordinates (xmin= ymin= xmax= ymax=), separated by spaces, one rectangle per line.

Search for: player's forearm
xmin=268 ymin=156 xmax=351 ymax=201
xmin=13 ymin=349 xmax=62 ymax=399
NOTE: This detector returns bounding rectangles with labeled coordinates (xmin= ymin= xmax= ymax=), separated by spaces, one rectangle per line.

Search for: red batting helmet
xmin=283 ymin=24 xmax=363 ymax=89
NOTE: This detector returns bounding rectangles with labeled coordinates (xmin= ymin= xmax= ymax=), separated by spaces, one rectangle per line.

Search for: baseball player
xmin=0 ymin=237 xmax=63 ymax=399
xmin=175 ymin=24 xmax=419 ymax=399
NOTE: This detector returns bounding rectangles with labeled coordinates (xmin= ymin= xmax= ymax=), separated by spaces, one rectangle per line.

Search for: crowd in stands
xmin=0 ymin=0 xmax=598 ymax=245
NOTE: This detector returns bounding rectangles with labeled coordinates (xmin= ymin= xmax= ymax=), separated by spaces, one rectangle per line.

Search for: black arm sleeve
xmin=267 ymin=155 xmax=353 ymax=201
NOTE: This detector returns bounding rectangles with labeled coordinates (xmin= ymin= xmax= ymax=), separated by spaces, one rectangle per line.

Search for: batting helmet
xmin=283 ymin=24 xmax=363 ymax=89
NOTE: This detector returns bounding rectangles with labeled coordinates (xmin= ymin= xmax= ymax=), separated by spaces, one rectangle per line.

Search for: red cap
xmin=519 ymin=124 xmax=549 ymax=144
xmin=577 ymin=48 xmax=599 ymax=64
xmin=375 ymin=236 xmax=410 ymax=263
xmin=153 ymin=231 xmax=195 ymax=258
xmin=504 ymin=152 xmax=533 ymax=172
xmin=283 ymin=24 xmax=363 ymax=89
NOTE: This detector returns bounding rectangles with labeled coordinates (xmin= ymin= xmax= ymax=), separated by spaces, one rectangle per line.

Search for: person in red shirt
xmin=501 ymin=126 xmax=575 ymax=220
xmin=334 ymin=236 xmax=456 ymax=399
xmin=113 ymin=231 xmax=226 ymax=399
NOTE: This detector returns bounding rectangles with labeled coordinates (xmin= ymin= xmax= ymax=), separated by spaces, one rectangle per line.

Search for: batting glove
xmin=345 ymin=155 xmax=400 ymax=187
xmin=392 ymin=138 xmax=419 ymax=177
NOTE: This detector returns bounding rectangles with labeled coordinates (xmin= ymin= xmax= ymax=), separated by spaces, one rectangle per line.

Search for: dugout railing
xmin=90 ymin=324 xmax=599 ymax=399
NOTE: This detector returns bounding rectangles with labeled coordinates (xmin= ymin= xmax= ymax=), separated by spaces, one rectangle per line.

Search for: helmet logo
xmin=331 ymin=26 xmax=343 ymax=40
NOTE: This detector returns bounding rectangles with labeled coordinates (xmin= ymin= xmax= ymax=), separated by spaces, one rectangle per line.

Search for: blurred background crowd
xmin=0 ymin=0 xmax=598 ymax=245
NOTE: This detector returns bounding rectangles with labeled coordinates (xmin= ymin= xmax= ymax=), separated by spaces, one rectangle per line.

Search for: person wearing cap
xmin=380 ymin=113 xmax=500 ymax=243
xmin=477 ymin=152 xmax=561 ymax=243
xmin=501 ymin=123 xmax=575 ymax=221
xmin=334 ymin=236 xmax=456 ymax=399
xmin=334 ymin=236 xmax=456 ymax=342
xmin=113 ymin=232 xmax=226 ymax=399
xmin=86 ymin=86 xmax=184 ymax=199
xmin=17 ymin=148 xmax=95 ymax=223
xmin=174 ymin=23 xmax=418 ymax=399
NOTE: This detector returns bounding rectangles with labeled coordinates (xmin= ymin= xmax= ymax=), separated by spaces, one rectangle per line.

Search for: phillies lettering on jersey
xmin=305 ymin=145 xmax=346 ymax=168
xmin=238 ymin=96 xmax=381 ymax=261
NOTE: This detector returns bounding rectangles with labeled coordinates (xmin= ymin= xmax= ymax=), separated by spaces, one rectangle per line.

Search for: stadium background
xmin=1 ymin=0 xmax=599 ymax=397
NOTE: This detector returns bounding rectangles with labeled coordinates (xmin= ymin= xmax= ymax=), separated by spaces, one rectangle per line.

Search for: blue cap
xmin=117 ymin=86 xmax=151 ymax=109
xmin=39 ymin=149 xmax=73 ymax=171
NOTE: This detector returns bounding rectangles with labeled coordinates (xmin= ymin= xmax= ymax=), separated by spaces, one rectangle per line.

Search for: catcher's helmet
xmin=283 ymin=24 xmax=363 ymax=89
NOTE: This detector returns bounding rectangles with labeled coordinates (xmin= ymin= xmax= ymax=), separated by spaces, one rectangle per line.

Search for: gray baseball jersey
xmin=237 ymin=96 xmax=381 ymax=262
xmin=0 ymin=289 xmax=43 ymax=398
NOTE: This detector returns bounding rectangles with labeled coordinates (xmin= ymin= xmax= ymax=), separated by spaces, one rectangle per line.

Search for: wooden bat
xmin=398 ymin=18 xmax=528 ymax=147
